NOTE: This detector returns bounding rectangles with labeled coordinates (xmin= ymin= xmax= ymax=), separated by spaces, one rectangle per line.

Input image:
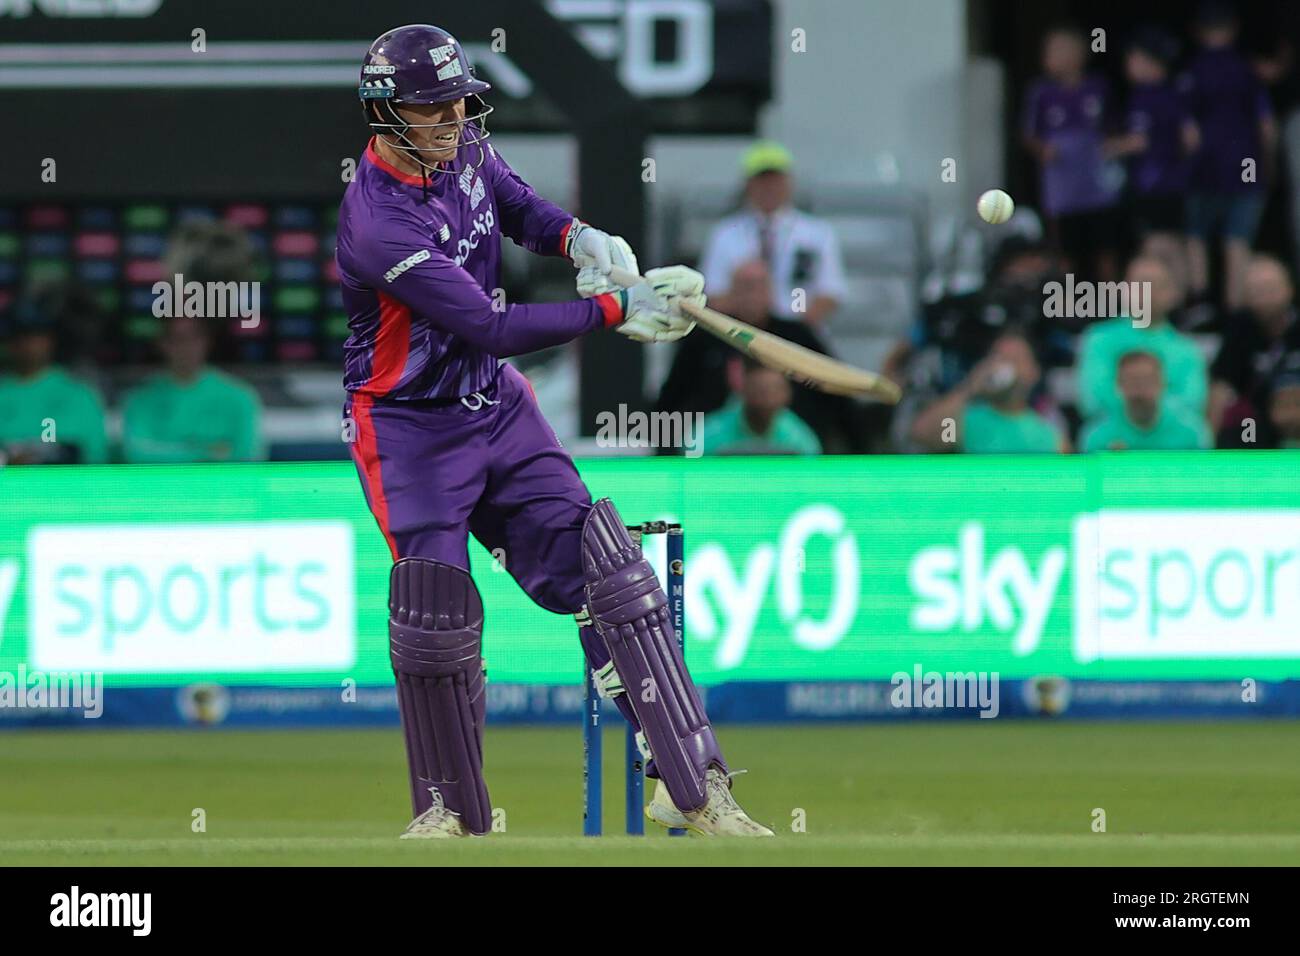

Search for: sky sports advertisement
xmin=2 ymin=454 xmax=1298 ymax=726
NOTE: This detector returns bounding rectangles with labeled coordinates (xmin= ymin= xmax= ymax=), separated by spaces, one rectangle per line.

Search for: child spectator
xmin=1112 ymin=27 xmax=1196 ymax=270
xmin=1183 ymin=1 xmax=1277 ymax=311
xmin=1080 ymin=351 xmax=1211 ymax=450
xmin=1022 ymin=23 xmax=1123 ymax=280
xmin=0 ymin=302 xmax=107 ymax=464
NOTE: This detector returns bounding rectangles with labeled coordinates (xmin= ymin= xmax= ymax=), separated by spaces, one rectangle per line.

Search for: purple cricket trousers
xmin=347 ymin=362 xmax=591 ymax=615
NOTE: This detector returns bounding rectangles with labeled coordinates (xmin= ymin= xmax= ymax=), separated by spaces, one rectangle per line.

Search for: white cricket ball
xmin=977 ymin=189 xmax=1015 ymax=225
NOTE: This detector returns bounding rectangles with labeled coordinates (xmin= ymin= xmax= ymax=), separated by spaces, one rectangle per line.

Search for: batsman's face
xmin=398 ymin=98 xmax=467 ymax=161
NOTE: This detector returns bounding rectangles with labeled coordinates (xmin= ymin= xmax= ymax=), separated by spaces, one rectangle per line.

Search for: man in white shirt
xmin=699 ymin=141 xmax=848 ymax=325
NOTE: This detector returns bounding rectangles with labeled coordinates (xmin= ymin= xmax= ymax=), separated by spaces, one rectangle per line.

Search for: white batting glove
xmin=577 ymin=235 xmax=638 ymax=298
xmin=566 ymin=220 xmax=623 ymax=274
xmin=614 ymin=265 xmax=704 ymax=343
xmin=646 ymin=264 xmax=706 ymax=314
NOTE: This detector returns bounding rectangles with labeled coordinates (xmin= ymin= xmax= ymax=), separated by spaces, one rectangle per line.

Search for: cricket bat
xmin=608 ymin=267 xmax=901 ymax=403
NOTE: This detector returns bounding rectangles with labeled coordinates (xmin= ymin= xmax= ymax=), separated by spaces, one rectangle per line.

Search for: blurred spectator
xmin=0 ymin=302 xmax=107 ymax=464
xmin=1269 ymin=369 xmax=1300 ymax=448
xmin=1134 ymin=233 xmax=1193 ymax=326
xmin=32 ymin=282 xmax=110 ymax=369
xmin=1021 ymin=23 xmax=1122 ymax=281
xmin=1112 ymin=26 xmax=1196 ymax=279
xmin=701 ymin=359 xmax=821 ymax=456
xmin=122 ymin=315 xmax=263 ymax=463
xmin=1183 ymin=1 xmax=1277 ymax=312
xmin=1210 ymin=254 xmax=1300 ymax=446
xmin=163 ymin=218 xmax=259 ymax=364
xmin=886 ymin=237 xmax=1065 ymax=392
xmin=699 ymin=141 xmax=846 ymax=325
xmin=166 ymin=217 xmax=258 ymax=283
xmin=1077 ymin=255 xmax=1207 ymax=421
xmin=1080 ymin=351 xmax=1211 ymax=451
xmin=657 ymin=259 xmax=865 ymax=451
xmin=910 ymin=332 xmax=1067 ymax=454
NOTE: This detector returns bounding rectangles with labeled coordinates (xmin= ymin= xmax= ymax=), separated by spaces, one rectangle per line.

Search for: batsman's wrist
xmin=562 ymin=218 xmax=587 ymax=261
xmin=594 ymin=291 xmax=626 ymax=328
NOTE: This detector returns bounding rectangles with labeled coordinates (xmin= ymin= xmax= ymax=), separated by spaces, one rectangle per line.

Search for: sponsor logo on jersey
xmin=470 ymin=177 xmax=486 ymax=210
xmin=383 ymin=249 xmax=431 ymax=283
xmin=438 ymin=223 xmax=451 ymax=243
xmin=458 ymin=166 xmax=475 ymax=196
xmin=453 ymin=209 xmax=496 ymax=268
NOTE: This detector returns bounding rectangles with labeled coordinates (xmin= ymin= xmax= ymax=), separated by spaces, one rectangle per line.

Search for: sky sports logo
xmin=19 ymin=522 xmax=356 ymax=673
xmin=910 ymin=509 xmax=1300 ymax=661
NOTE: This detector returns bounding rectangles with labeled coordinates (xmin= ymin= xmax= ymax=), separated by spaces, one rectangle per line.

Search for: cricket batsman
xmin=337 ymin=24 xmax=771 ymax=838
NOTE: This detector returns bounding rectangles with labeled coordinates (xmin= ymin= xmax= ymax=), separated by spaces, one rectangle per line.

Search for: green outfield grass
xmin=3 ymin=722 xmax=1298 ymax=865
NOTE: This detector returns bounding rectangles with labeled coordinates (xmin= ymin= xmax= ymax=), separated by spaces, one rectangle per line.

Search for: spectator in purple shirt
xmin=1110 ymin=26 xmax=1198 ymax=284
xmin=1022 ymin=24 xmax=1123 ymax=282
xmin=1183 ymin=1 xmax=1277 ymax=312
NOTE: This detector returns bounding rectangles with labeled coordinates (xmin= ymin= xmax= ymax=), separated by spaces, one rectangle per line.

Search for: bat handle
xmin=606 ymin=266 xmax=645 ymax=289
xmin=606 ymin=265 xmax=710 ymax=322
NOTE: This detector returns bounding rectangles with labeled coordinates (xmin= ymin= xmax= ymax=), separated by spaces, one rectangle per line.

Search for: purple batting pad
xmin=581 ymin=499 xmax=724 ymax=813
xmin=389 ymin=558 xmax=491 ymax=835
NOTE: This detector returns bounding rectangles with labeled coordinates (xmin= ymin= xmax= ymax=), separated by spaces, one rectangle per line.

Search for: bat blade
xmin=608 ymin=266 xmax=901 ymax=403
xmin=683 ymin=300 xmax=901 ymax=402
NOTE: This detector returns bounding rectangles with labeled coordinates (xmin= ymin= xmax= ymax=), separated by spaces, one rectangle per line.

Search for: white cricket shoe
xmin=399 ymin=791 xmax=469 ymax=839
xmin=646 ymin=779 xmax=691 ymax=830
xmin=646 ymin=769 xmax=774 ymax=837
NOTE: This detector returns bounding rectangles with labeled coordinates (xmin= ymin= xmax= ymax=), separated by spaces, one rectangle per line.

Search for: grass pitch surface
xmin=3 ymin=722 xmax=1297 ymax=865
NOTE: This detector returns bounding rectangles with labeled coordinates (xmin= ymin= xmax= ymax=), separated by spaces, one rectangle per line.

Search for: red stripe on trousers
xmin=351 ymin=393 xmax=398 ymax=561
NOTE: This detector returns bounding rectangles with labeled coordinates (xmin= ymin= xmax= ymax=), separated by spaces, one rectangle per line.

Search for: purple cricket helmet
xmin=359 ymin=24 xmax=493 ymax=174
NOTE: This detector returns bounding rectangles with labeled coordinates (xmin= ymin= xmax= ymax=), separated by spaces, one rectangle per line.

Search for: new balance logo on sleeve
xmin=383 ymin=249 xmax=432 ymax=283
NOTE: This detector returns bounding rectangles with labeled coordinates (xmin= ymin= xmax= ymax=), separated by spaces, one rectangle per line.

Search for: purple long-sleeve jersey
xmin=336 ymin=135 xmax=621 ymax=399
